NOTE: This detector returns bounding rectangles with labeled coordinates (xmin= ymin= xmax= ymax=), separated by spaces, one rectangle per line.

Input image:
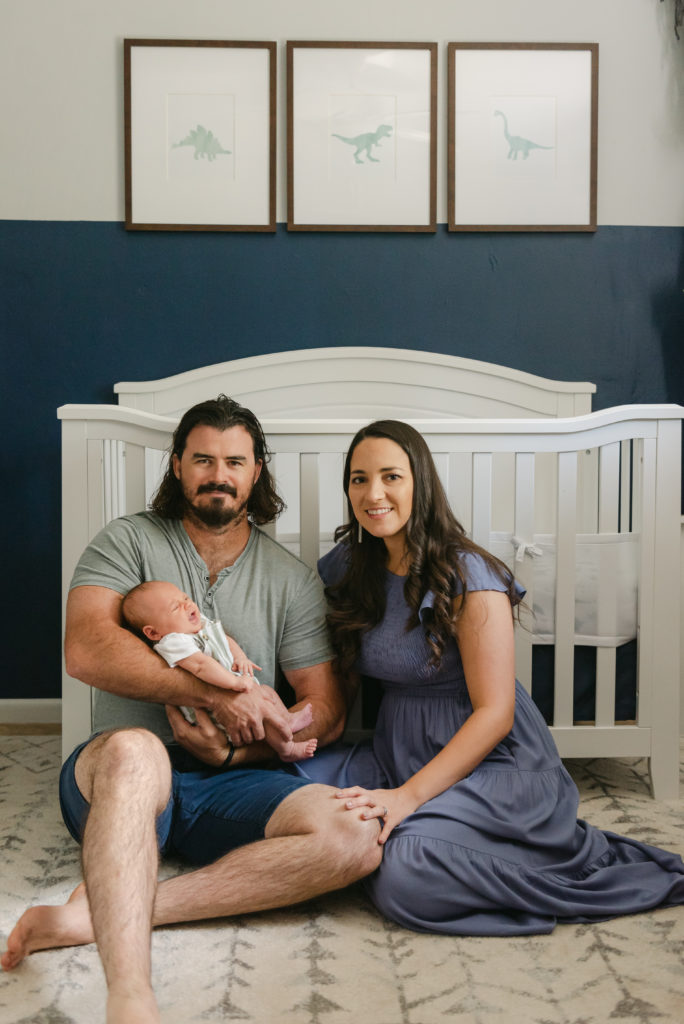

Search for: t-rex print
xmin=172 ymin=125 xmax=231 ymax=162
xmin=494 ymin=110 xmax=553 ymax=160
xmin=332 ymin=124 xmax=393 ymax=164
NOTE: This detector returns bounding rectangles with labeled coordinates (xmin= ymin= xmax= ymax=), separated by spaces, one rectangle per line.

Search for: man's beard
xmin=184 ymin=483 xmax=250 ymax=528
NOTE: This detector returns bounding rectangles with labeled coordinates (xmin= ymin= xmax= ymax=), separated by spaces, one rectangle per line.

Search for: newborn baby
xmin=122 ymin=580 xmax=317 ymax=763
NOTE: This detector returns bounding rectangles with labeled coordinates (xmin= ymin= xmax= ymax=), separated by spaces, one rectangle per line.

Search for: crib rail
xmin=58 ymin=403 xmax=683 ymax=797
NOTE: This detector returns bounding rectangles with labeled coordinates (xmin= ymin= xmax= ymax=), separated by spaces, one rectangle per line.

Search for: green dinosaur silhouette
xmin=494 ymin=110 xmax=553 ymax=161
xmin=332 ymin=124 xmax=393 ymax=164
xmin=172 ymin=125 xmax=231 ymax=162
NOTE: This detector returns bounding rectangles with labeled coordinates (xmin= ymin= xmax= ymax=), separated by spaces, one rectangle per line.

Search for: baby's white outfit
xmin=154 ymin=615 xmax=245 ymax=726
xmin=154 ymin=615 xmax=235 ymax=672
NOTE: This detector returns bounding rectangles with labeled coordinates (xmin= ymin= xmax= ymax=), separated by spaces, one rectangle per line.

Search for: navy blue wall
xmin=2 ymin=221 xmax=682 ymax=699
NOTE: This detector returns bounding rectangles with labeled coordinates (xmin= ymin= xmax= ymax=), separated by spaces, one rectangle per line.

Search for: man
xmin=1 ymin=396 xmax=382 ymax=1024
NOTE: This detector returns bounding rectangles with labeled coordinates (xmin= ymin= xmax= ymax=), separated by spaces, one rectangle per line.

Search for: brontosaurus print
xmin=494 ymin=110 xmax=553 ymax=161
xmin=172 ymin=125 xmax=231 ymax=162
xmin=332 ymin=124 xmax=393 ymax=164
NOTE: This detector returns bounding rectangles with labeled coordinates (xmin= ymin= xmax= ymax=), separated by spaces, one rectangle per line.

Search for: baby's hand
xmin=231 ymin=655 xmax=262 ymax=678
xmin=226 ymin=635 xmax=262 ymax=678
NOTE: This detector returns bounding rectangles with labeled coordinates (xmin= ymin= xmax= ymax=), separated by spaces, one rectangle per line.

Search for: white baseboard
xmin=0 ymin=698 xmax=62 ymax=724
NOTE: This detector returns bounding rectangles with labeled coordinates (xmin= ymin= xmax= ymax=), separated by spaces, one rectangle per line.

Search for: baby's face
xmin=142 ymin=582 xmax=202 ymax=637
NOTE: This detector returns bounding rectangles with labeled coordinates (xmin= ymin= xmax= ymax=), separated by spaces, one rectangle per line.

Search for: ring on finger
xmin=382 ymin=806 xmax=389 ymax=818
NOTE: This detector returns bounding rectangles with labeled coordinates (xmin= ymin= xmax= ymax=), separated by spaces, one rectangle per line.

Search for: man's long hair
xmin=151 ymin=395 xmax=285 ymax=524
xmin=324 ymin=419 xmax=517 ymax=676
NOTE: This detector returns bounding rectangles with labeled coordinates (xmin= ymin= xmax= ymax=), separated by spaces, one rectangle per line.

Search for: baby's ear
xmin=142 ymin=624 xmax=160 ymax=642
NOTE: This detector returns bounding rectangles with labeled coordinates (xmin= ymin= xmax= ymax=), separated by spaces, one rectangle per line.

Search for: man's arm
xmin=66 ymin=585 xmax=270 ymax=744
xmin=282 ymin=660 xmax=346 ymax=747
xmin=165 ymin=658 xmax=347 ymax=768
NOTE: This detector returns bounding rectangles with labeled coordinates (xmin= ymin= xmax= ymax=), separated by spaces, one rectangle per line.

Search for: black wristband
xmin=219 ymin=740 xmax=235 ymax=771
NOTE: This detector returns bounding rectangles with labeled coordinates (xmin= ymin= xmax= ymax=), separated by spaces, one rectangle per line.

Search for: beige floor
xmin=1 ymin=734 xmax=683 ymax=1024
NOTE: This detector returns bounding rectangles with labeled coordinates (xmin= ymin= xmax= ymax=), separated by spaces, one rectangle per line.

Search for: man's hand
xmin=165 ymin=705 xmax=276 ymax=768
xmin=208 ymin=687 xmax=291 ymax=746
xmin=165 ymin=706 xmax=232 ymax=767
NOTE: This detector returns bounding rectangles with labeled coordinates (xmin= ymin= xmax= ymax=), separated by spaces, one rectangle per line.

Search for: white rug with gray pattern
xmin=1 ymin=735 xmax=683 ymax=1024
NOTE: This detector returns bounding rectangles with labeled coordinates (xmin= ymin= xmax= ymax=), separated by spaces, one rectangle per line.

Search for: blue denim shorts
xmin=59 ymin=736 xmax=312 ymax=866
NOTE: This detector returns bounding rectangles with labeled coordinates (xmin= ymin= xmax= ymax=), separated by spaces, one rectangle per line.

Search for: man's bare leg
xmin=150 ymin=782 xmax=381 ymax=925
xmin=2 ymin=730 xmax=173 ymax=1023
xmin=78 ymin=729 xmax=171 ymax=1024
xmin=3 ymin=769 xmax=381 ymax=963
xmin=3 ymin=729 xmax=170 ymax=1024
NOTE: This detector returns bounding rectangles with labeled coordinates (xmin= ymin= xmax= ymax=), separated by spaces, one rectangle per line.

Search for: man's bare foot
xmin=107 ymin=984 xmax=160 ymax=1024
xmin=288 ymin=702 xmax=313 ymax=734
xmin=1 ymin=882 xmax=94 ymax=970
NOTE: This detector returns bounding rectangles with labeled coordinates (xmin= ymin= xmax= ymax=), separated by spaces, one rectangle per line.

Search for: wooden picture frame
xmin=448 ymin=43 xmax=598 ymax=232
xmin=124 ymin=39 xmax=276 ymax=231
xmin=287 ymin=41 xmax=437 ymax=232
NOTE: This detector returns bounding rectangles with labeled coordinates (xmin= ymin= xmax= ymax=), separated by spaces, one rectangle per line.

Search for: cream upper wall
xmin=1 ymin=0 xmax=682 ymax=225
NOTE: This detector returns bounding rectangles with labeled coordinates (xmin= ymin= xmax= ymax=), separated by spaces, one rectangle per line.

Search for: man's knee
xmin=331 ymin=803 xmax=383 ymax=881
xmin=267 ymin=783 xmax=383 ymax=882
xmin=75 ymin=728 xmax=171 ymax=808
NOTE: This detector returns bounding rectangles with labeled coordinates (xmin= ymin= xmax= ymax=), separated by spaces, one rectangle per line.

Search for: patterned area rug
xmin=1 ymin=735 xmax=683 ymax=1024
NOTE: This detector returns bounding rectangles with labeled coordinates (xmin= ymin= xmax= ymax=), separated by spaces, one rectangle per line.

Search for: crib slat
xmin=299 ymin=452 xmax=320 ymax=569
xmin=635 ymin=437 xmax=654 ymax=731
xmin=553 ymin=452 xmax=577 ymax=727
xmin=124 ymin=442 xmax=145 ymax=517
xmin=103 ymin=440 xmax=114 ymax=524
xmin=595 ymin=442 xmax=621 ymax=726
xmin=598 ymin=442 xmax=620 ymax=532
xmin=619 ymin=440 xmax=632 ymax=533
xmin=447 ymin=453 xmax=472 ymax=533
xmin=471 ymin=453 xmax=492 ymax=549
xmin=144 ymin=448 xmax=166 ymax=510
xmin=87 ymin=440 xmax=106 ymax=535
xmin=103 ymin=439 xmax=127 ymax=522
xmin=116 ymin=442 xmax=126 ymax=518
xmin=577 ymin=448 xmax=599 ymax=533
xmin=492 ymin=453 xmax=515 ymax=533
xmin=595 ymin=647 xmax=617 ymax=726
xmin=513 ymin=453 xmax=535 ymax=692
xmin=631 ymin=437 xmax=643 ymax=533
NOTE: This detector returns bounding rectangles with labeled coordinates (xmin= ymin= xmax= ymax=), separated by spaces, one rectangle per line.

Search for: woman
xmin=295 ymin=419 xmax=684 ymax=935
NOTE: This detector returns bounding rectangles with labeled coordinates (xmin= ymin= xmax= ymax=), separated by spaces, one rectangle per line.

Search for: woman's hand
xmin=335 ymin=785 xmax=420 ymax=844
xmin=165 ymin=705 xmax=233 ymax=767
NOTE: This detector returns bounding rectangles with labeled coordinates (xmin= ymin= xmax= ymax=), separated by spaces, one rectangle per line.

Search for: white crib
xmin=58 ymin=348 xmax=683 ymax=798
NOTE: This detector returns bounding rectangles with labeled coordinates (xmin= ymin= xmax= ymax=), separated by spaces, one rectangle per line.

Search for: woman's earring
xmin=358 ymin=520 xmax=363 ymax=543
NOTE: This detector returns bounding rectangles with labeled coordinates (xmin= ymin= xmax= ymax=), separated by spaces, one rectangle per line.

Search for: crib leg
xmin=647 ymin=748 xmax=681 ymax=800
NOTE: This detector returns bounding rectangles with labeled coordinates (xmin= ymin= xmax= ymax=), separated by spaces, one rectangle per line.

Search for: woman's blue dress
xmin=294 ymin=544 xmax=684 ymax=936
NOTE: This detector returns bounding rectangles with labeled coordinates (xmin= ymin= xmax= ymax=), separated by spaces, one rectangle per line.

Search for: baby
xmin=121 ymin=580 xmax=317 ymax=763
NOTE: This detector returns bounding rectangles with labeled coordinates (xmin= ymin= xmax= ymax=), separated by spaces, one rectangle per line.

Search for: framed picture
xmin=448 ymin=43 xmax=598 ymax=232
xmin=124 ymin=40 xmax=276 ymax=231
xmin=287 ymin=41 xmax=437 ymax=232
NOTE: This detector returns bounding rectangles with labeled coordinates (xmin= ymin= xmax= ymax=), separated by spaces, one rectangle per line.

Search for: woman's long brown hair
xmin=325 ymin=420 xmax=517 ymax=675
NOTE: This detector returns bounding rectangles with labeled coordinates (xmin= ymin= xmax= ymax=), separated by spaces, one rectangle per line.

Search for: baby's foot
xmin=279 ymin=737 xmax=318 ymax=763
xmin=288 ymin=702 xmax=313 ymax=734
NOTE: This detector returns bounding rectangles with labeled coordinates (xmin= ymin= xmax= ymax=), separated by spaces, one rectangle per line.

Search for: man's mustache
xmin=196 ymin=482 xmax=238 ymax=498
